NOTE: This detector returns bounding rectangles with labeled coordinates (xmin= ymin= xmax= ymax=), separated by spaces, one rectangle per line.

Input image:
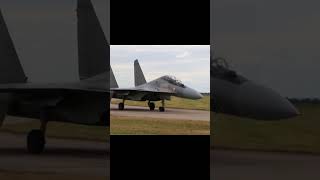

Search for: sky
xmin=111 ymin=45 xmax=210 ymax=93
xmin=0 ymin=0 xmax=109 ymax=82
xmin=212 ymin=0 xmax=320 ymax=98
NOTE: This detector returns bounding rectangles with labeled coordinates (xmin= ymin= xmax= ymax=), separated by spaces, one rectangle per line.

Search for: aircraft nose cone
xmin=235 ymin=82 xmax=300 ymax=120
xmin=183 ymin=87 xmax=203 ymax=99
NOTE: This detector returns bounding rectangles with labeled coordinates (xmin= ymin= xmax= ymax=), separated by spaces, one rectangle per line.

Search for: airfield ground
xmin=110 ymin=96 xmax=210 ymax=135
xmin=0 ymin=172 xmax=105 ymax=180
xmin=1 ymin=117 xmax=108 ymax=142
xmin=0 ymin=117 xmax=109 ymax=180
xmin=111 ymin=115 xmax=209 ymax=135
xmin=212 ymin=149 xmax=320 ymax=180
xmin=212 ymin=103 xmax=320 ymax=153
xmin=1 ymin=115 xmax=209 ymax=136
xmin=4 ymin=100 xmax=320 ymax=179
xmin=212 ymin=103 xmax=320 ymax=179
xmin=0 ymin=96 xmax=210 ymax=179
xmin=111 ymin=95 xmax=210 ymax=111
xmin=0 ymin=128 xmax=108 ymax=180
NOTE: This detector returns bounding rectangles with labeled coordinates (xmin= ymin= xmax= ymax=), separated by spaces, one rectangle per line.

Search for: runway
xmin=212 ymin=149 xmax=320 ymax=180
xmin=110 ymin=104 xmax=209 ymax=121
xmin=0 ymin=131 xmax=109 ymax=179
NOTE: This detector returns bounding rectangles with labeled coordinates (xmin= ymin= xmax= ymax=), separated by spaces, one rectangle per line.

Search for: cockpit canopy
xmin=162 ymin=75 xmax=186 ymax=88
xmin=212 ymin=57 xmax=230 ymax=69
xmin=211 ymin=57 xmax=248 ymax=84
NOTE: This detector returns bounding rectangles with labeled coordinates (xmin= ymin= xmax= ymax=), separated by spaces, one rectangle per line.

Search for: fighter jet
xmin=110 ymin=60 xmax=203 ymax=112
xmin=0 ymin=0 xmax=109 ymax=153
xmin=211 ymin=56 xmax=299 ymax=120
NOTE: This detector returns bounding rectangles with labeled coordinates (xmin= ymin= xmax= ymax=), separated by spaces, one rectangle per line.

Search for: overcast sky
xmin=111 ymin=45 xmax=210 ymax=93
xmin=212 ymin=0 xmax=320 ymax=98
xmin=0 ymin=0 xmax=109 ymax=82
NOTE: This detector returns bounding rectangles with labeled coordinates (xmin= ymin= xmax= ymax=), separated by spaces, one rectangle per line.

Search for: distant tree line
xmin=288 ymin=98 xmax=320 ymax=104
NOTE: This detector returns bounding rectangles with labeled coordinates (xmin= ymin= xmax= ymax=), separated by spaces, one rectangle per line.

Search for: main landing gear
xmin=118 ymin=99 xmax=125 ymax=110
xmin=118 ymin=99 xmax=166 ymax=112
xmin=148 ymin=101 xmax=155 ymax=111
xmin=27 ymin=119 xmax=47 ymax=154
xmin=159 ymin=99 xmax=165 ymax=112
xmin=149 ymin=100 xmax=165 ymax=112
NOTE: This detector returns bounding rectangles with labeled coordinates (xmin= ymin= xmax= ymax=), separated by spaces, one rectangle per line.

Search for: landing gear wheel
xmin=148 ymin=102 xmax=155 ymax=111
xmin=27 ymin=129 xmax=45 ymax=154
xmin=118 ymin=103 xmax=124 ymax=110
xmin=159 ymin=107 xmax=165 ymax=112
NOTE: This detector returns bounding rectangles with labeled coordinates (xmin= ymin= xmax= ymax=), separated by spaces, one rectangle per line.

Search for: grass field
xmin=111 ymin=95 xmax=210 ymax=111
xmin=0 ymin=119 xmax=108 ymax=142
xmin=212 ymin=103 xmax=320 ymax=153
xmin=111 ymin=116 xmax=209 ymax=135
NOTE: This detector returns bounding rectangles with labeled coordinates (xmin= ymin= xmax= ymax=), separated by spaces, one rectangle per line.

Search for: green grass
xmin=111 ymin=95 xmax=210 ymax=111
xmin=212 ymin=103 xmax=320 ymax=153
xmin=111 ymin=116 xmax=210 ymax=135
xmin=1 ymin=120 xmax=108 ymax=142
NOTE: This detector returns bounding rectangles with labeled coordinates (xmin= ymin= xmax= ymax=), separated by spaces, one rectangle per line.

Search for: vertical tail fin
xmin=77 ymin=0 xmax=109 ymax=80
xmin=0 ymin=10 xmax=27 ymax=83
xmin=110 ymin=66 xmax=118 ymax=88
xmin=134 ymin=59 xmax=147 ymax=86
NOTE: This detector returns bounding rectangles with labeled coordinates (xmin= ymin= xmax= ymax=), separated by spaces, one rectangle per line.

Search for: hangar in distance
xmin=211 ymin=56 xmax=299 ymax=120
xmin=0 ymin=0 xmax=109 ymax=153
xmin=110 ymin=60 xmax=203 ymax=112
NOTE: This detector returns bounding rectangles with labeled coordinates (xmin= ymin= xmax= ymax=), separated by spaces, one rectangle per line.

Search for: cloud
xmin=176 ymin=51 xmax=191 ymax=58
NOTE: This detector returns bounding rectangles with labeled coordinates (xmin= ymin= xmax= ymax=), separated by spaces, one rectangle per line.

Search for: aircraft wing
xmin=111 ymin=87 xmax=176 ymax=100
xmin=0 ymin=82 xmax=109 ymax=94
xmin=111 ymin=87 xmax=175 ymax=94
xmin=0 ymin=82 xmax=109 ymax=126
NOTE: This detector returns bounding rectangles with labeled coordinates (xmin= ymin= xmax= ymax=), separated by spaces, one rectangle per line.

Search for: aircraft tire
xmin=159 ymin=107 xmax=165 ymax=112
xmin=149 ymin=102 xmax=155 ymax=111
xmin=27 ymin=129 xmax=45 ymax=154
xmin=118 ymin=103 xmax=124 ymax=110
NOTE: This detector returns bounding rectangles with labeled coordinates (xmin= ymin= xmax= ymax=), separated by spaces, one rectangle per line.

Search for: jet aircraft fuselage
xmin=111 ymin=60 xmax=203 ymax=112
xmin=0 ymin=0 xmax=109 ymax=154
xmin=211 ymin=57 xmax=299 ymax=120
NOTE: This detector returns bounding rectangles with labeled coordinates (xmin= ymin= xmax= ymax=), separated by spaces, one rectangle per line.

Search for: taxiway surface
xmin=110 ymin=104 xmax=209 ymax=121
xmin=212 ymin=149 xmax=320 ymax=180
xmin=0 ymin=131 xmax=109 ymax=178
